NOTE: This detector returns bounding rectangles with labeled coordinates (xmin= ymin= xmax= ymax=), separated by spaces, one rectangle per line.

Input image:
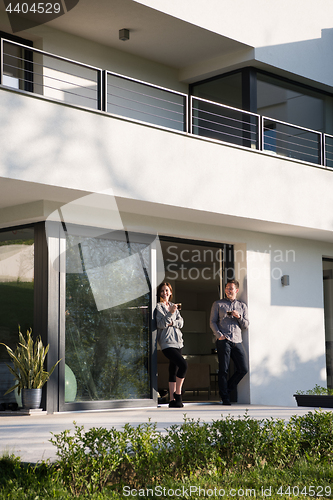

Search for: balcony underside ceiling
xmin=0 ymin=177 xmax=333 ymax=244
xmin=0 ymin=0 xmax=251 ymax=73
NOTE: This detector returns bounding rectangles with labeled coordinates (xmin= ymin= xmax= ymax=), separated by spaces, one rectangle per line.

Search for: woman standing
xmin=156 ymin=282 xmax=187 ymax=408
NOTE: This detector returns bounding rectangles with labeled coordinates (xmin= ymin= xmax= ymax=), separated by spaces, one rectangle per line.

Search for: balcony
xmin=1 ymin=38 xmax=333 ymax=171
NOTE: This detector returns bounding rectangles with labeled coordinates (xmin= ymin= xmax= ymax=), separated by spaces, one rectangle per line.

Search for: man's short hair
xmin=226 ymin=279 xmax=239 ymax=289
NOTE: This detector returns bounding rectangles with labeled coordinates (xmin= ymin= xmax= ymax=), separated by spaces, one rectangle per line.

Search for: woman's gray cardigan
xmin=156 ymin=302 xmax=184 ymax=350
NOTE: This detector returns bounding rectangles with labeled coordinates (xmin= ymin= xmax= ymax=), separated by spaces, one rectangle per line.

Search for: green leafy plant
xmin=295 ymin=384 xmax=333 ymax=395
xmin=0 ymin=327 xmax=61 ymax=395
xmin=47 ymin=410 xmax=333 ymax=497
xmin=50 ymin=422 xmax=128 ymax=495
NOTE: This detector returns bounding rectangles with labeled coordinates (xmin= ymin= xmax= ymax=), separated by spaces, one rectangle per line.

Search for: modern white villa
xmin=0 ymin=0 xmax=333 ymax=412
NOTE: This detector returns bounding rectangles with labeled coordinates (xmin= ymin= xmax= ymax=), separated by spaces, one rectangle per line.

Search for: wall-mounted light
xmin=119 ymin=29 xmax=130 ymax=41
xmin=281 ymin=275 xmax=290 ymax=286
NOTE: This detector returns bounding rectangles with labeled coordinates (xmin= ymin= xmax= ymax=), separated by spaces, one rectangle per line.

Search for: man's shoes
xmin=220 ymin=399 xmax=231 ymax=406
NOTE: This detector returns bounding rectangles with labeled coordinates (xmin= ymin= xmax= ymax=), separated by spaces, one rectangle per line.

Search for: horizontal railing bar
xmin=106 ymin=70 xmax=187 ymax=98
xmin=2 ymin=38 xmax=102 ymax=72
xmin=194 ymin=116 xmax=257 ymax=138
xmin=107 ymin=82 xmax=185 ymax=109
xmin=264 ymin=140 xmax=319 ymax=156
xmin=192 ymin=106 xmax=257 ymax=130
xmin=107 ymin=101 xmax=185 ymax=125
xmin=264 ymin=133 xmax=320 ymax=152
xmin=263 ymin=115 xmax=322 ymax=136
xmin=193 ymin=96 xmax=260 ymax=119
xmin=263 ymin=127 xmax=320 ymax=146
xmin=264 ymin=144 xmax=319 ymax=161
xmin=107 ymin=93 xmax=184 ymax=117
xmin=264 ymin=136 xmax=319 ymax=156
xmin=3 ymin=52 xmax=99 ymax=86
xmin=4 ymin=64 xmax=98 ymax=96
xmin=108 ymin=85 xmax=184 ymax=113
xmin=194 ymin=123 xmax=257 ymax=144
xmin=5 ymin=75 xmax=99 ymax=104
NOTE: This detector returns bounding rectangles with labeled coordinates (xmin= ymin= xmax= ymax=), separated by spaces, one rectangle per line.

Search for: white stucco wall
xmin=136 ymin=0 xmax=333 ymax=87
xmin=246 ymin=235 xmax=328 ymax=406
xmin=1 ymin=89 xmax=333 ymax=238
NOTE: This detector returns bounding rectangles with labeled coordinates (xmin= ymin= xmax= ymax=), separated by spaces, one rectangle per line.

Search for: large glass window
xmin=0 ymin=227 xmax=34 ymax=405
xmin=257 ymin=73 xmax=330 ymax=133
xmin=64 ymin=231 xmax=151 ymax=402
xmin=191 ymin=72 xmax=242 ymax=109
xmin=191 ymin=69 xmax=333 ymax=135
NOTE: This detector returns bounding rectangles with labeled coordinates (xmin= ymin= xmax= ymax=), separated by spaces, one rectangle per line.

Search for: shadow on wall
xmin=256 ymin=28 xmax=333 ymax=87
xmin=251 ymin=349 xmax=326 ymax=406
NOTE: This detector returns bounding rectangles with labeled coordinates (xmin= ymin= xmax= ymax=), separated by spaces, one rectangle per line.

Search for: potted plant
xmin=294 ymin=384 xmax=333 ymax=408
xmin=0 ymin=328 xmax=61 ymax=410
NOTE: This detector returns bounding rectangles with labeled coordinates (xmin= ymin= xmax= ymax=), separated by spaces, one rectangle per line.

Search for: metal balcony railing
xmin=106 ymin=72 xmax=187 ymax=132
xmin=1 ymin=38 xmax=332 ymax=170
xmin=191 ymin=96 xmax=260 ymax=150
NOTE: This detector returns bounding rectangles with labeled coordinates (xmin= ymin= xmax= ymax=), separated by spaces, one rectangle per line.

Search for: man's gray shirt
xmin=210 ymin=298 xmax=249 ymax=343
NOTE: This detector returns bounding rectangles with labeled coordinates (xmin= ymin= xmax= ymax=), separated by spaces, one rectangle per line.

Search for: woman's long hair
xmin=157 ymin=282 xmax=173 ymax=302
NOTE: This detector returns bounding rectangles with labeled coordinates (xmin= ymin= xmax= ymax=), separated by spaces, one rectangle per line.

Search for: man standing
xmin=210 ymin=279 xmax=249 ymax=405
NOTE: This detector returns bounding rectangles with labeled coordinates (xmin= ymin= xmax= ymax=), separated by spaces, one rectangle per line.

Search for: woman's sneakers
xmin=169 ymin=392 xmax=184 ymax=408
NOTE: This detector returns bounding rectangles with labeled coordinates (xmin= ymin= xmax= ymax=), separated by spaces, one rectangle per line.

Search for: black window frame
xmin=0 ymin=31 xmax=34 ymax=92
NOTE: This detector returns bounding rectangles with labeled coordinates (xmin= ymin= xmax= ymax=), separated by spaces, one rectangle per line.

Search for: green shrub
xmin=211 ymin=412 xmax=264 ymax=470
xmin=295 ymin=384 xmax=333 ymax=395
xmin=122 ymin=420 xmax=165 ymax=485
xmin=261 ymin=417 xmax=302 ymax=468
xmin=50 ymin=422 xmax=127 ymax=496
xmin=294 ymin=410 xmax=333 ymax=459
xmin=165 ymin=416 xmax=218 ymax=478
xmin=48 ymin=410 xmax=333 ymax=496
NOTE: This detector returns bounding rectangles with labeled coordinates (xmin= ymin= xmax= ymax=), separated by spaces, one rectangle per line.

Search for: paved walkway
xmin=0 ymin=403 xmax=329 ymax=464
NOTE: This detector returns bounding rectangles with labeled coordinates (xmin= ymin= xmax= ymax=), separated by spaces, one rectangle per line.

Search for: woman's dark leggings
xmin=162 ymin=347 xmax=188 ymax=382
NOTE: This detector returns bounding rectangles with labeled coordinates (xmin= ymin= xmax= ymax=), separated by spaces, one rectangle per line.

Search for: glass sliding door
xmin=0 ymin=226 xmax=34 ymax=406
xmin=64 ymin=230 xmax=151 ymax=404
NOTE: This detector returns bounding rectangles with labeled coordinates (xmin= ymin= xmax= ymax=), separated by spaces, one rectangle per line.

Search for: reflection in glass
xmin=65 ymin=234 xmax=150 ymax=402
xmin=0 ymin=227 xmax=34 ymax=355
xmin=0 ymin=227 xmax=34 ymax=405
xmin=257 ymin=73 xmax=327 ymax=132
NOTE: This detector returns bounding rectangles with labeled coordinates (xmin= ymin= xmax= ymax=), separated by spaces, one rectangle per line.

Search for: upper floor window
xmin=191 ymin=68 xmax=333 ymax=135
xmin=0 ymin=31 xmax=33 ymax=92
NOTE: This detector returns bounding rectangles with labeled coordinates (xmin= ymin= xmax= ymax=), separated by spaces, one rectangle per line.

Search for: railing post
xmin=258 ymin=115 xmax=262 ymax=151
xmin=97 ymin=69 xmax=105 ymax=112
xmin=184 ymin=94 xmax=188 ymax=133
xmin=321 ymin=133 xmax=326 ymax=167
xmin=261 ymin=116 xmax=265 ymax=151
xmin=0 ymin=38 xmax=3 ymax=86
xmin=104 ymin=70 xmax=108 ymax=113
xmin=189 ymin=95 xmax=193 ymax=135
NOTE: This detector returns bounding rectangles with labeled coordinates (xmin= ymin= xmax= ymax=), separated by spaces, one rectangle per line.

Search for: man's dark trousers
xmin=216 ymin=339 xmax=248 ymax=402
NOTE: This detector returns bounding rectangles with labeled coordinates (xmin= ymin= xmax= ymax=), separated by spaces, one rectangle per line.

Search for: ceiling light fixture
xmin=119 ymin=29 xmax=130 ymax=41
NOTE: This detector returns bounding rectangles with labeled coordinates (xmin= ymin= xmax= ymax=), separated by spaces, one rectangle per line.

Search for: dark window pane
xmin=191 ymin=72 xmax=242 ymax=109
xmin=257 ymin=73 xmax=329 ymax=133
